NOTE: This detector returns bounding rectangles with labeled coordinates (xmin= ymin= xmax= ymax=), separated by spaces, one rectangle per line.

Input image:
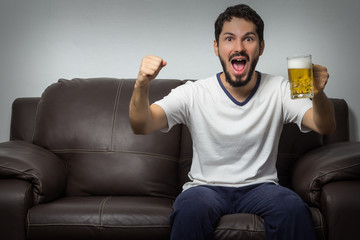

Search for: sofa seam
xmin=109 ymin=79 xmax=123 ymax=152
xmin=310 ymin=162 xmax=360 ymax=189
xmin=51 ymin=149 xmax=111 ymax=153
xmin=253 ymin=214 xmax=256 ymax=231
xmin=117 ymin=150 xmax=178 ymax=161
xmin=31 ymin=99 xmax=40 ymax=143
xmin=27 ymin=223 xmax=170 ymax=228
xmin=179 ymin=156 xmax=192 ymax=162
xmin=25 ymin=183 xmax=34 ymax=240
xmin=215 ymin=227 xmax=265 ymax=232
xmin=26 ymin=209 xmax=31 ymax=238
xmin=315 ymin=207 xmax=327 ymax=239
xmin=24 ymin=181 xmax=33 ymax=206
xmin=309 ymin=162 xmax=360 ymax=204
xmin=99 ymin=224 xmax=170 ymax=228
xmin=49 ymin=149 xmax=178 ymax=162
xmin=315 ymin=208 xmax=326 ymax=238
xmin=99 ymin=196 xmax=112 ymax=226
xmin=0 ymin=165 xmax=42 ymax=204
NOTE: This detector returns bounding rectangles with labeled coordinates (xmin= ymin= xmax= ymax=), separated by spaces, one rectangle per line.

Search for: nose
xmin=234 ymin=39 xmax=245 ymax=52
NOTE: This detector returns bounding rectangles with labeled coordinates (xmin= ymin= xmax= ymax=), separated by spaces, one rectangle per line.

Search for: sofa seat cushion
xmin=214 ymin=207 xmax=325 ymax=240
xmin=214 ymin=213 xmax=265 ymax=239
xmin=27 ymin=196 xmax=173 ymax=240
xmin=27 ymin=196 xmax=325 ymax=240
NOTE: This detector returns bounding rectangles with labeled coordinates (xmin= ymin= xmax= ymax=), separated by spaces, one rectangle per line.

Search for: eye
xmin=245 ymin=37 xmax=253 ymax=42
xmin=225 ymin=37 xmax=233 ymax=42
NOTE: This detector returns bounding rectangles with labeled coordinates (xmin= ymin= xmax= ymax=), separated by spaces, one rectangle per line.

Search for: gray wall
xmin=1 ymin=0 xmax=359 ymax=141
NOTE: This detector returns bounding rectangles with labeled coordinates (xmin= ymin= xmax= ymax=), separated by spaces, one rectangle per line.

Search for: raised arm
xmin=129 ymin=55 xmax=168 ymax=135
xmin=302 ymin=64 xmax=336 ymax=135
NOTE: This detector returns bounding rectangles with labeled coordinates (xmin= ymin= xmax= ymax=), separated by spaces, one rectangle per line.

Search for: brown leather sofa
xmin=0 ymin=77 xmax=359 ymax=240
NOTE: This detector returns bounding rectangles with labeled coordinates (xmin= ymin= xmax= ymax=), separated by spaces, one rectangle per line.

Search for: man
xmin=129 ymin=4 xmax=335 ymax=240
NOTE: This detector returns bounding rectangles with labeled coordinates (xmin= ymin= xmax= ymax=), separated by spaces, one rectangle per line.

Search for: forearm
xmin=312 ymin=91 xmax=336 ymax=135
xmin=129 ymin=55 xmax=167 ymax=134
xmin=129 ymin=83 xmax=152 ymax=134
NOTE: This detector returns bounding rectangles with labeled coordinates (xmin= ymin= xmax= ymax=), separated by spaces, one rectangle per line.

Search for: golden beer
xmin=287 ymin=55 xmax=314 ymax=99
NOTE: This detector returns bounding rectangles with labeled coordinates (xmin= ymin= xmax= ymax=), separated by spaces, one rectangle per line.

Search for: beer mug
xmin=287 ymin=55 xmax=314 ymax=99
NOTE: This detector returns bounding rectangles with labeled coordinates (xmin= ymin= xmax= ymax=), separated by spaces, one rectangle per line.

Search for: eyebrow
xmin=223 ymin=32 xmax=236 ymax=36
xmin=222 ymin=32 xmax=257 ymax=37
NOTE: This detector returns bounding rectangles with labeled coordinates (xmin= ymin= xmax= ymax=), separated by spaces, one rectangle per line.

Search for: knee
xmin=170 ymin=186 xmax=227 ymax=240
xmin=271 ymin=189 xmax=311 ymax=221
xmin=171 ymin=186 xmax=228 ymax=223
xmin=173 ymin=186 xmax=221 ymax=213
xmin=263 ymin=189 xmax=315 ymax=239
xmin=281 ymin=189 xmax=307 ymax=209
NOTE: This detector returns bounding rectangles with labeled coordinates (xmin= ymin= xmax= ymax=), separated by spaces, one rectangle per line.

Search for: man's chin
xmin=226 ymin=74 xmax=250 ymax=88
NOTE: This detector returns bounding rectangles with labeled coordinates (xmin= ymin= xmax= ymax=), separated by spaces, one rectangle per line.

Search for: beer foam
xmin=287 ymin=57 xmax=312 ymax=69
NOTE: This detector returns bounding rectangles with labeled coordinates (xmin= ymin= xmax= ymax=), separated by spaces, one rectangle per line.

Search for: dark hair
xmin=215 ymin=4 xmax=264 ymax=45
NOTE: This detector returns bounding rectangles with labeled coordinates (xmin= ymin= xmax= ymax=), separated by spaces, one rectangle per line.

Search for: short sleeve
xmin=153 ymin=82 xmax=192 ymax=132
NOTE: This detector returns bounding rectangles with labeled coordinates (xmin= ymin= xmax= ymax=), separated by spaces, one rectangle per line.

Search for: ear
xmin=259 ymin=40 xmax=265 ymax=56
xmin=214 ymin=40 xmax=219 ymax=57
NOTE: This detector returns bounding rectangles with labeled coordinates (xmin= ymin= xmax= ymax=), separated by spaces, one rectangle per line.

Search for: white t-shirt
xmin=154 ymin=72 xmax=312 ymax=191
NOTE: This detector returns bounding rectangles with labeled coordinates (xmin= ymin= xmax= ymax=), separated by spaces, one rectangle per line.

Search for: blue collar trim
xmin=216 ymin=71 xmax=261 ymax=106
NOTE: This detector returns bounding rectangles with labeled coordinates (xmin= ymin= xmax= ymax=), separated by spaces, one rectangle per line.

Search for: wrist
xmin=313 ymin=89 xmax=325 ymax=98
xmin=135 ymin=80 xmax=149 ymax=89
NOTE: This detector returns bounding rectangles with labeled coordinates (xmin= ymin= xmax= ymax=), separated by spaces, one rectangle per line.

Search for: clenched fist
xmin=312 ymin=64 xmax=329 ymax=95
xmin=136 ymin=55 xmax=167 ymax=87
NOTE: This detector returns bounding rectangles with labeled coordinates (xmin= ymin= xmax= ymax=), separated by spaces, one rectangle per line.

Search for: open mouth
xmin=231 ymin=58 xmax=247 ymax=74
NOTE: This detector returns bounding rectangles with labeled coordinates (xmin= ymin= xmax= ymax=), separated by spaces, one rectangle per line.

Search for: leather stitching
xmin=310 ymin=162 xmax=360 ymax=204
xmin=50 ymin=149 xmax=178 ymax=162
xmin=110 ymin=80 xmax=123 ymax=152
xmin=0 ymin=165 xmax=42 ymax=204
xmin=27 ymin=224 xmax=170 ymax=229
xmin=31 ymin=99 xmax=40 ymax=143
xmin=99 ymin=196 xmax=112 ymax=226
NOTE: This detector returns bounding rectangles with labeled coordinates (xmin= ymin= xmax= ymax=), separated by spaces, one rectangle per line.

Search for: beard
xmin=219 ymin=51 xmax=259 ymax=88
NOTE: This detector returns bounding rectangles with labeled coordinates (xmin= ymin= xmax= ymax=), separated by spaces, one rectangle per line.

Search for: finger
xmin=162 ymin=60 xmax=167 ymax=67
xmin=313 ymin=70 xmax=329 ymax=80
xmin=141 ymin=64 xmax=162 ymax=77
xmin=143 ymin=56 xmax=165 ymax=69
xmin=140 ymin=60 xmax=160 ymax=74
xmin=313 ymin=64 xmax=329 ymax=79
xmin=144 ymin=55 xmax=163 ymax=65
xmin=312 ymin=64 xmax=327 ymax=72
xmin=138 ymin=56 xmax=166 ymax=87
xmin=140 ymin=67 xmax=157 ymax=76
xmin=146 ymin=55 xmax=166 ymax=68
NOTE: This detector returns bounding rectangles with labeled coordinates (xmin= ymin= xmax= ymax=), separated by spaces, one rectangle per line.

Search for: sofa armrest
xmin=0 ymin=179 xmax=33 ymax=240
xmin=292 ymin=141 xmax=360 ymax=207
xmin=0 ymin=140 xmax=66 ymax=204
xmin=321 ymin=180 xmax=360 ymax=239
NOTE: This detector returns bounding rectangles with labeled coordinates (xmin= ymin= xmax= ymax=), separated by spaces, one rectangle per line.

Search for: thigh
xmin=172 ymin=185 xmax=231 ymax=217
xmin=170 ymin=186 xmax=232 ymax=240
xmin=234 ymin=183 xmax=307 ymax=216
xmin=234 ymin=183 xmax=315 ymax=240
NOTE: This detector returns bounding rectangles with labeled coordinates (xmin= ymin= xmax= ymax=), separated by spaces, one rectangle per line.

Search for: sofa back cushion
xmin=10 ymin=97 xmax=40 ymax=142
xmin=33 ymin=78 xmax=183 ymax=198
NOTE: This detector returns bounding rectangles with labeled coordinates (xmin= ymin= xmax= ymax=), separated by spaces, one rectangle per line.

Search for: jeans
xmin=169 ymin=183 xmax=316 ymax=240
